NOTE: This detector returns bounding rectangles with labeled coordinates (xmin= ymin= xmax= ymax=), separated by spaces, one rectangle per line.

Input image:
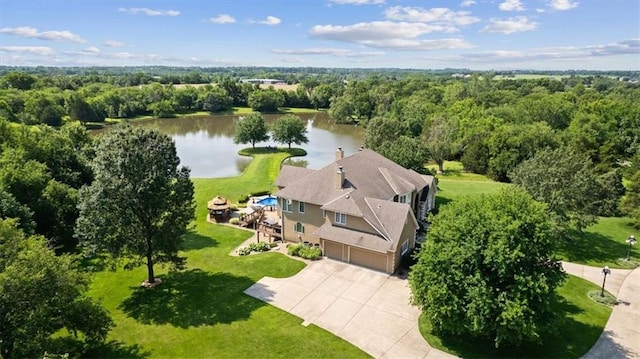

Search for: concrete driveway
xmin=245 ymin=259 xmax=455 ymax=359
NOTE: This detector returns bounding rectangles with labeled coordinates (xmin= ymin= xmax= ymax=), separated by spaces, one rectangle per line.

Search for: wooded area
xmin=0 ymin=66 xmax=639 ymax=357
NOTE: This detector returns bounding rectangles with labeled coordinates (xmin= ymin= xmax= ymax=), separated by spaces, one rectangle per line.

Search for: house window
xmin=298 ymin=201 xmax=305 ymax=213
xmin=335 ymin=212 xmax=347 ymax=225
xmin=282 ymin=198 xmax=293 ymax=212
xmin=322 ymin=209 xmax=326 ymax=218
xmin=399 ymin=194 xmax=409 ymax=204
xmin=294 ymin=222 xmax=304 ymax=233
xmin=401 ymin=240 xmax=409 ymax=255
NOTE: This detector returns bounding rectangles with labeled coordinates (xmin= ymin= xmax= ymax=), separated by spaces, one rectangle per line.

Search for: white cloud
xmin=272 ymin=48 xmax=384 ymax=57
xmin=437 ymin=39 xmax=639 ymax=65
xmin=82 ymin=46 xmax=100 ymax=54
xmin=0 ymin=26 xmax=85 ymax=43
xmin=210 ymin=14 xmax=236 ymax=24
xmin=481 ymin=16 xmax=537 ymax=34
xmin=104 ymin=40 xmax=126 ymax=48
xmin=0 ymin=46 xmax=55 ymax=55
xmin=278 ymin=56 xmax=305 ymax=63
xmin=118 ymin=7 xmax=180 ymax=16
xmin=329 ymin=0 xmax=385 ymax=4
xmin=310 ymin=21 xmax=457 ymax=42
xmin=548 ymin=0 xmax=578 ymax=11
xmin=259 ymin=16 xmax=281 ymax=25
xmin=360 ymin=38 xmax=473 ymax=50
xmin=461 ymin=0 xmax=476 ymax=7
xmin=384 ymin=6 xmax=480 ymax=26
xmin=499 ymin=0 xmax=525 ymax=11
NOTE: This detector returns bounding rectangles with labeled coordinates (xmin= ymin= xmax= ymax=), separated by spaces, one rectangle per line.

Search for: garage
xmin=349 ymin=247 xmax=388 ymax=273
xmin=323 ymin=240 xmax=344 ymax=261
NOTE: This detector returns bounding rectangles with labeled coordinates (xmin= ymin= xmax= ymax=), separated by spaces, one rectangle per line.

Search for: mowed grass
xmin=557 ymin=217 xmax=639 ymax=269
xmin=418 ymin=275 xmax=612 ymax=359
xmin=433 ymin=164 xmax=638 ymax=268
xmin=191 ymin=147 xmax=305 ymax=203
xmin=87 ymin=147 xmax=368 ymax=358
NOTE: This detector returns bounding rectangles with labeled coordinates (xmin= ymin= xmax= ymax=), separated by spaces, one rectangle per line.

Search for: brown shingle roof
xmin=275 ymin=148 xmax=430 ymax=248
xmin=312 ymin=222 xmax=393 ymax=253
xmin=274 ymin=165 xmax=316 ymax=188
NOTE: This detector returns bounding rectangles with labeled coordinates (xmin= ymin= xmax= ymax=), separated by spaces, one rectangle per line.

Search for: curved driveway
xmin=563 ymin=262 xmax=640 ymax=359
xmin=245 ymin=258 xmax=639 ymax=358
xmin=245 ymin=258 xmax=455 ymax=358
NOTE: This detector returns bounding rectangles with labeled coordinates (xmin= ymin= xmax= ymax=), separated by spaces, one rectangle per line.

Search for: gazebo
xmin=207 ymin=195 xmax=231 ymax=222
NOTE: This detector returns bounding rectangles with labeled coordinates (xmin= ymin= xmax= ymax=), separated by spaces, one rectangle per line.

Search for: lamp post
xmin=626 ymin=235 xmax=636 ymax=260
xmin=601 ymin=266 xmax=611 ymax=297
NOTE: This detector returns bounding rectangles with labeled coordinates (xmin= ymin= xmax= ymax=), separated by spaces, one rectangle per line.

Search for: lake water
xmin=135 ymin=113 xmax=364 ymax=178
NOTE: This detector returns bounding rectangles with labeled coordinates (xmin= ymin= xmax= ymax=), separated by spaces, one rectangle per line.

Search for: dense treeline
xmin=0 ymin=68 xmax=639 ymax=356
xmin=1 ymin=69 xmax=639 ymax=239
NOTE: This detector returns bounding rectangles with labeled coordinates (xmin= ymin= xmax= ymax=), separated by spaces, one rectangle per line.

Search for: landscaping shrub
xmin=299 ymin=245 xmax=322 ymax=260
xmin=287 ymin=243 xmax=322 ymax=260
xmin=229 ymin=218 xmax=240 ymax=225
xmin=249 ymin=242 xmax=271 ymax=252
xmin=287 ymin=243 xmax=301 ymax=256
xmin=237 ymin=247 xmax=251 ymax=256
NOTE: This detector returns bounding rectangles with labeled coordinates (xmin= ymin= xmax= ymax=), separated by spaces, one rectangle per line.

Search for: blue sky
xmin=0 ymin=0 xmax=638 ymax=70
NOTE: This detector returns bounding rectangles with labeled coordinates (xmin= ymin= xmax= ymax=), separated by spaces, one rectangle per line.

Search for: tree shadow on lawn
xmin=119 ymin=269 xmax=273 ymax=328
xmin=181 ymin=232 xmax=219 ymax=251
xmin=47 ymin=337 xmax=150 ymax=359
xmin=426 ymin=297 xmax=603 ymax=359
xmin=558 ymin=231 xmax=631 ymax=265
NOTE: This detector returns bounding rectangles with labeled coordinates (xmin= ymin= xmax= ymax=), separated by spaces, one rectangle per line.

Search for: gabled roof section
xmin=364 ymin=198 xmax=416 ymax=248
xmin=275 ymin=148 xmax=433 ymax=240
xmin=274 ymin=165 xmax=316 ymax=188
xmin=378 ymin=167 xmax=416 ymax=195
xmin=312 ymin=222 xmax=393 ymax=253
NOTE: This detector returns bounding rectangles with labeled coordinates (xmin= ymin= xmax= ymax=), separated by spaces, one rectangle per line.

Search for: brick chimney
xmin=336 ymin=166 xmax=345 ymax=190
xmin=335 ymin=147 xmax=344 ymax=161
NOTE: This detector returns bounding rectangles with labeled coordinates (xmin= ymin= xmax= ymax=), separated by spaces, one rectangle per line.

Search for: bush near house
xmin=287 ymin=243 xmax=322 ymax=260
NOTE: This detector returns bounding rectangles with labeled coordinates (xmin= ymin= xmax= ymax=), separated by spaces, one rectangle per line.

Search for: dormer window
xmin=335 ymin=212 xmax=347 ymax=225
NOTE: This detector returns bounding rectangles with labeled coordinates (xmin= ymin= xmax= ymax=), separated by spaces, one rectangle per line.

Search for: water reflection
xmin=135 ymin=112 xmax=364 ymax=178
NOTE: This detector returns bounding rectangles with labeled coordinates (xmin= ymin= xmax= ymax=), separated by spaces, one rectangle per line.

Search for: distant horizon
xmin=1 ymin=1 xmax=638 ymax=71
xmin=0 ymin=65 xmax=637 ymax=75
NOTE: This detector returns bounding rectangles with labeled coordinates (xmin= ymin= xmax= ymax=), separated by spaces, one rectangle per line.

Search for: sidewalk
xmin=562 ymin=261 xmax=632 ymax=296
xmin=562 ymin=262 xmax=640 ymax=359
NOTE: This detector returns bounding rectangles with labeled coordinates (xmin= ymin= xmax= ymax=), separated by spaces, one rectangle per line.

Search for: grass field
xmin=418 ymin=275 xmax=612 ymax=359
xmin=431 ymin=162 xmax=639 ymax=268
xmin=86 ymin=147 xmax=367 ymax=358
xmin=557 ymin=217 xmax=639 ymax=269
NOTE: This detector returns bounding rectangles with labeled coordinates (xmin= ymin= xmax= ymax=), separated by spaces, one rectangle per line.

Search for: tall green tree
xmin=271 ymin=114 xmax=309 ymax=149
xmin=410 ymin=189 xmax=564 ymax=348
xmin=233 ymin=112 xmax=269 ymax=148
xmin=0 ymin=219 xmax=112 ymax=358
xmin=424 ymin=117 xmax=458 ymax=174
xmin=247 ymin=88 xmax=284 ymax=112
xmin=510 ymin=147 xmax=603 ymax=234
xmin=376 ymin=135 xmax=430 ymax=174
xmin=76 ymin=124 xmax=195 ymax=285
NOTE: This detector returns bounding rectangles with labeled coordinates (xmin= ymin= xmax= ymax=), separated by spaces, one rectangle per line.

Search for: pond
xmin=134 ymin=112 xmax=364 ymax=178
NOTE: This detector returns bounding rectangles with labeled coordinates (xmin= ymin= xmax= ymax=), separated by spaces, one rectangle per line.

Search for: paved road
xmin=562 ymin=262 xmax=640 ymax=359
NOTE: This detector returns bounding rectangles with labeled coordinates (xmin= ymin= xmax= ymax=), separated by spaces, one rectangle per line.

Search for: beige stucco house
xmin=275 ymin=148 xmax=436 ymax=273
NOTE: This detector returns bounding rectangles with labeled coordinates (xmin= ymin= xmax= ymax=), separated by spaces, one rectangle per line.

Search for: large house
xmin=275 ymin=148 xmax=436 ymax=273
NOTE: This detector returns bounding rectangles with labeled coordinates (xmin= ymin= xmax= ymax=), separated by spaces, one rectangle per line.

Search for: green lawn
xmin=557 ymin=217 xmax=639 ymax=269
xmin=191 ymin=147 xmax=305 ymax=203
xmin=86 ymin=147 xmax=368 ymax=358
xmin=427 ymin=161 xmax=494 ymax=182
xmin=418 ymin=275 xmax=612 ymax=359
xmin=434 ymin=169 xmax=638 ymax=269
